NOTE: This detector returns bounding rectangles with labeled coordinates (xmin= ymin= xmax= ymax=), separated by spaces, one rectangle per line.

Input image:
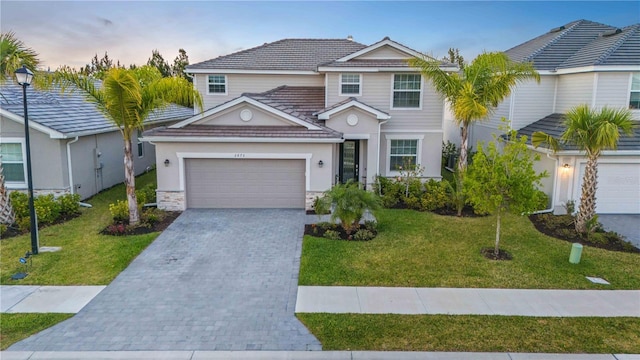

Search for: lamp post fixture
xmin=15 ymin=65 xmax=39 ymax=255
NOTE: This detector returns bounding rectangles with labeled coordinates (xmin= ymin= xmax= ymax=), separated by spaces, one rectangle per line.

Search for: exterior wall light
xmin=164 ymin=159 xmax=170 ymax=167
xmin=563 ymin=163 xmax=570 ymax=169
xmin=318 ymin=160 xmax=324 ymax=168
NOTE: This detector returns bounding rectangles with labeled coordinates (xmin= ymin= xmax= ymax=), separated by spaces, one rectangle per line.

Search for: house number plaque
xmin=234 ymin=153 xmax=246 ymax=158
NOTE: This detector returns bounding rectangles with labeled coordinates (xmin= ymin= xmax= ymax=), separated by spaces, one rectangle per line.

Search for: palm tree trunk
xmin=494 ymin=211 xmax=501 ymax=257
xmin=457 ymin=125 xmax=469 ymax=173
xmin=123 ymin=138 xmax=140 ymax=225
xmin=575 ymin=155 xmax=598 ymax=233
xmin=0 ymin=167 xmax=16 ymax=225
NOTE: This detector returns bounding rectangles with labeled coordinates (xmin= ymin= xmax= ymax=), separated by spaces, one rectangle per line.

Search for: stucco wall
xmin=379 ymin=131 xmax=442 ymax=179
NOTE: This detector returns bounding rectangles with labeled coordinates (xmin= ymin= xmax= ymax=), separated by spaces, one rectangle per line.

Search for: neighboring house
xmin=0 ymin=82 xmax=193 ymax=200
xmin=466 ymin=19 xmax=640 ymax=214
xmin=144 ymin=37 xmax=456 ymax=211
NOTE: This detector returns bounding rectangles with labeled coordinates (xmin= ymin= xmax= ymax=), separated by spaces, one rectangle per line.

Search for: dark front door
xmin=339 ymin=140 xmax=359 ymax=183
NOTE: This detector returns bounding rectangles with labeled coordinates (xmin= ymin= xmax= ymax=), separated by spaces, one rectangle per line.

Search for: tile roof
xmin=187 ymin=39 xmax=367 ymax=71
xmin=505 ymin=19 xmax=640 ymax=70
xmin=244 ymin=86 xmax=325 ymax=122
xmin=0 ymin=82 xmax=194 ymax=137
xmin=144 ymin=125 xmax=342 ymax=139
xmin=513 ymin=113 xmax=640 ymax=151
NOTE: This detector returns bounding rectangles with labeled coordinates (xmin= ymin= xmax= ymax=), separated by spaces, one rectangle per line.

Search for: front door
xmin=339 ymin=140 xmax=359 ymax=184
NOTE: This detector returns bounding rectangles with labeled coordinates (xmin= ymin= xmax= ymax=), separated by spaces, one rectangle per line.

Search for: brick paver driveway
xmin=10 ymin=209 xmax=321 ymax=351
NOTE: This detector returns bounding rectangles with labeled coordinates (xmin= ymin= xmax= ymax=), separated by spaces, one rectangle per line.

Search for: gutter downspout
xmin=530 ymin=152 xmax=558 ymax=214
xmin=376 ymin=119 xmax=390 ymax=193
xmin=66 ymin=137 xmax=92 ymax=208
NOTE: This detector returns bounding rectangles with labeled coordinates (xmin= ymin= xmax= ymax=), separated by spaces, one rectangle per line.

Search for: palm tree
xmin=1 ymin=31 xmax=39 ymax=82
xmin=409 ymin=52 xmax=539 ymax=173
xmin=532 ymin=105 xmax=634 ymax=233
xmin=49 ymin=66 xmax=203 ymax=224
xmin=0 ymin=31 xmax=40 ymax=225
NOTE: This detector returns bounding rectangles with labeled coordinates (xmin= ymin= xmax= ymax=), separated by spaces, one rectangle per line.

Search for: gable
xmin=353 ymin=45 xmax=412 ymax=60
xmin=194 ymin=103 xmax=306 ymax=127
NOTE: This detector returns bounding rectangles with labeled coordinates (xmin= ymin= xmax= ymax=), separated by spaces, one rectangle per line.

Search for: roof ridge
xmin=520 ymin=20 xmax=585 ymax=62
xmin=594 ymin=24 xmax=640 ymax=65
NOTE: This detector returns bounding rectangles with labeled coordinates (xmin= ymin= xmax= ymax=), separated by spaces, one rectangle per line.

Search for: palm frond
xmin=0 ymin=31 xmax=40 ymax=83
xmin=531 ymin=131 xmax=561 ymax=152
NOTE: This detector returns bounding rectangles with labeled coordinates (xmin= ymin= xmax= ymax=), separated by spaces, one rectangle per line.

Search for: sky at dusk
xmin=1 ymin=1 xmax=639 ymax=70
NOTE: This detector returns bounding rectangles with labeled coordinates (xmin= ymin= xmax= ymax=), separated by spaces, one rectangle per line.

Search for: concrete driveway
xmin=598 ymin=214 xmax=640 ymax=249
xmin=10 ymin=209 xmax=321 ymax=351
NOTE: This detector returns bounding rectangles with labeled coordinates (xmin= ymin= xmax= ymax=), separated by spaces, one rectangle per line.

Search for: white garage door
xmin=577 ymin=162 xmax=640 ymax=214
xmin=185 ymin=158 xmax=305 ymax=209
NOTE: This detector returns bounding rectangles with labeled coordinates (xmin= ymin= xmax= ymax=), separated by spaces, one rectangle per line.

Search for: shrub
xmin=420 ymin=179 xmax=450 ymax=211
xmin=0 ymin=223 xmax=7 ymax=235
xmin=105 ymin=223 xmax=127 ymax=236
xmin=34 ymin=194 xmax=61 ymax=225
xmin=353 ymin=229 xmax=375 ymax=241
xmin=312 ymin=196 xmax=330 ymax=214
xmin=141 ymin=207 xmax=165 ymax=226
xmin=564 ymin=200 xmax=576 ymax=215
xmin=16 ymin=217 xmax=30 ymax=232
xmin=323 ymin=230 xmax=340 ymax=240
xmin=533 ymin=190 xmax=549 ymax=211
xmin=9 ymin=192 xmax=29 ymax=219
xmin=135 ymin=184 xmax=156 ymax=206
xmin=403 ymin=195 xmax=421 ymax=210
xmin=109 ymin=200 xmax=129 ymax=222
xmin=364 ymin=220 xmax=378 ymax=233
xmin=58 ymin=193 xmax=81 ymax=216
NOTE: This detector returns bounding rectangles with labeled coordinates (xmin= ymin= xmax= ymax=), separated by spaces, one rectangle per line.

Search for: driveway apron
xmin=9 ymin=209 xmax=321 ymax=351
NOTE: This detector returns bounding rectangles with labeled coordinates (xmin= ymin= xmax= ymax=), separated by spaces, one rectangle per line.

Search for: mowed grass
xmin=0 ymin=313 xmax=73 ymax=350
xmin=0 ymin=171 xmax=159 ymax=285
xmin=298 ymin=314 xmax=640 ymax=353
xmin=300 ymin=209 xmax=640 ymax=289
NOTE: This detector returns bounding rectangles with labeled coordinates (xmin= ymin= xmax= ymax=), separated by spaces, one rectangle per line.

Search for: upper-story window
xmin=340 ymin=74 xmax=361 ymax=96
xmin=630 ymin=73 xmax=640 ymax=109
xmin=0 ymin=140 xmax=26 ymax=186
xmin=392 ymin=74 xmax=421 ymax=109
xmin=208 ymin=75 xmax=227 ymax=95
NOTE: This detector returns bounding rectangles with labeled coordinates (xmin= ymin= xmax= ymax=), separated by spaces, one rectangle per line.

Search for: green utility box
xmin=569 ymin=243 xmax=583 ymax=264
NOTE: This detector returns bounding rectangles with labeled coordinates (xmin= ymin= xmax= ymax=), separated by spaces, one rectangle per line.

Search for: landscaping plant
xmin=315 ymin=181 xmax=381 ymax=234
xmin=464 ymin=131 xmax=548 ymax=258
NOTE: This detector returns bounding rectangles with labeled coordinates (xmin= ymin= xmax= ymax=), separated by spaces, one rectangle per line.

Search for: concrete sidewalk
xmin=296 ymin=286 xmax=640 ymax=317
xmin=1 ymin=351 xmax=639 ymax=360
xmin=1 ymin=285 xmax=105 ymax=313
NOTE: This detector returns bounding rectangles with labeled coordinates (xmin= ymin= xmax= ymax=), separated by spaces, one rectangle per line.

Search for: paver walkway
xmin=8 ymin=209 xmax=320 ymax=351
xmin=296 ymin=287 xmax=640 ymax=316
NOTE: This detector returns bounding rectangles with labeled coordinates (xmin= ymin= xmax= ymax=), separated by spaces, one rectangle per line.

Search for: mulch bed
xmin=1 ymin=212 xmax=81 ymax=240
xmin=101 ymin=211 xmax=181 ymax=236
xmin=528 ymin=213 xmax=639 ymax=253
xmin=481 ymin=247 xmax=513 ymax=260
xmin=432 ymin=205 xmax=486 ymax=218
xmin=304 ymin=223 xmax=376 ymax=241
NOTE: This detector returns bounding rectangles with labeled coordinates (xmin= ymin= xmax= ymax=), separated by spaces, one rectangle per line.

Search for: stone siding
xmin=305 ymin=191 xmax=324 ymax=211
xmin=157 ymin=190 xmax=186 ymax=211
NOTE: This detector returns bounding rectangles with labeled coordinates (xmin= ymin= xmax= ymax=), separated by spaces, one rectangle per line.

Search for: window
xmin=340 ymin=74 xmax=361 ymax=96
xmin=630 ymin=73 xmax=640 ymax=109
xmin=137 ymin=130 xmax=144 ymax=158
xmin=389 ymin=139 xmax=418 ymax=172
xmin=0 ymin=140 xmax=26 ymax=185
xmin=392 ymin=74 xmax=421 ymax=108
xmin=208 ymin=75 xmax=227 ymax=94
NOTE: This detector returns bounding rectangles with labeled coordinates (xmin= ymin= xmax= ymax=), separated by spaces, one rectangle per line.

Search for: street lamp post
xmin=15 ymin=65 xmax=39 ymax=255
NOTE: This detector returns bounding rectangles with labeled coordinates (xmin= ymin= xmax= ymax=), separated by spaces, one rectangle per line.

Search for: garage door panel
xmin=577 ymin=162 xmax=640 ymax=214
xmin=186 ymin=159 xmax=305 ymax=209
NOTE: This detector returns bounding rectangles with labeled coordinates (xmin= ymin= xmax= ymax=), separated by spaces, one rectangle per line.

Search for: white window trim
xmin=207 ymin=74 xmax=228 ymax=95
xmin=137 ymin=130 xmax=144 ymax=158
xmin=629 ymin=72 xmax=640 ymax=112
xmin=0 ymin=137 xmax=27 ymax=189
xmin=390 ymin=73 xmax=423 ymax=110
xmin=339 ymin=73 xmax=362 ymax=97
xmin=385 ymin=134 xmax=424 ymax=176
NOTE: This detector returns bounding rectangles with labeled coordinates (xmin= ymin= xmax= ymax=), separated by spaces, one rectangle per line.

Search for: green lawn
xmin=0 ymin=313 xmax=73 ymax=350
xmin=298 ymin=314 xmax=640 ymax=353
xmin=300 ymin=209 xmax=640 ymax=289
xmin=0 ymin=171 xmax=160 ymax=285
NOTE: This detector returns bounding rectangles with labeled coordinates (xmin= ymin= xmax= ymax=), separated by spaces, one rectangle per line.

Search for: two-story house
xmin=144 ymin=37 xmax=456 ymax=211
xmin=466 ymin=20 xmax=640 ymax=215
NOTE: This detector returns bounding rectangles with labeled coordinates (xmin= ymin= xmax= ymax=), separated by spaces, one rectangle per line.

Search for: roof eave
xmin=142 ymin=135 xmax=343 ymax=143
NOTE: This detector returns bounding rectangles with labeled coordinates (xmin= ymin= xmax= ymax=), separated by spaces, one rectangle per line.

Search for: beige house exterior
xmin=144 ymin=37 xmax=457 ymax=211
